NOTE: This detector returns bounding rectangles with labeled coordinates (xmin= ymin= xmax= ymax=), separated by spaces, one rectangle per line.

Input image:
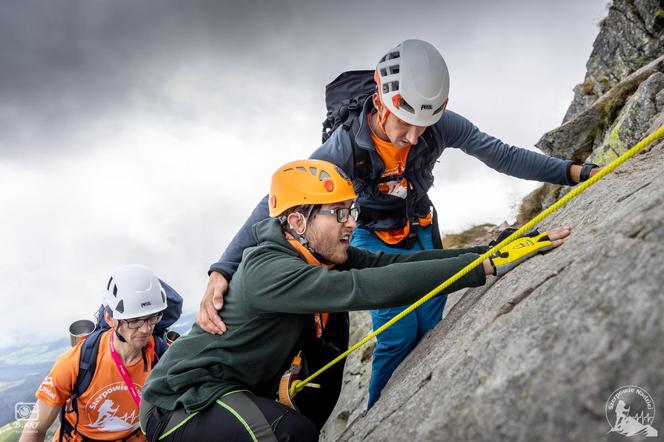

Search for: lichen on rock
xmin=591 ymin=71 xmax=664 ymax=164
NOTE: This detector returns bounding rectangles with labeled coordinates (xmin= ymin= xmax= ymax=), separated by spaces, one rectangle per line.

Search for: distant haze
xmin=0 ymin=0 xmax=609 ymax=348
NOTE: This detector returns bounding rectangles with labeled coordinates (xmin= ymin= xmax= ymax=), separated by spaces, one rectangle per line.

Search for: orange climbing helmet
xmin=269 ymin=159 xmax=356 ymax=217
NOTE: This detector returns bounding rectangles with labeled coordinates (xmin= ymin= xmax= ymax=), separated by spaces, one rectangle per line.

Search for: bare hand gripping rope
xmin=288 ymin=124 xmax=664 ymax=400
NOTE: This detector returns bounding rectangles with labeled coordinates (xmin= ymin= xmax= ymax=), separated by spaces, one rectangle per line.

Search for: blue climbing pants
xmin=351 ymin=225 xmax=447 ymax=409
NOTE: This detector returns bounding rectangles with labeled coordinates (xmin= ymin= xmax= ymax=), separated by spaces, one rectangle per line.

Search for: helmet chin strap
xmin=112 ymin=322 xmax=128 ymax=343
xmin=377 ymin=107 xmax=390 ymax=136
xmin=115 ymin=329 xmax=128 ymax=343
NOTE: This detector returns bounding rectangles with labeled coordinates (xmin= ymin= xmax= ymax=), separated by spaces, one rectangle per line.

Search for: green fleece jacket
xmin=142 ymin=218 xmax=487 ymax=412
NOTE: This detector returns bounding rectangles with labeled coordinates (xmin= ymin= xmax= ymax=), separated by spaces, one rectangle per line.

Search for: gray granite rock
xmin=329 ymin=138 xmax=664 ymax=442
xmin=590 ymin=71 xmax=664 ymax=164
xmin=318 ymin=311 xmax=373 ymax=442
xmin=536 ymin=55 xmax=664 ymax=161
xmin=564 ymin=0 xmax=664 ymax=122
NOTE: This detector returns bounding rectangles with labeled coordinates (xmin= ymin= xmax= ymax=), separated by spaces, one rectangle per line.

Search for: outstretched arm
xmin=439 ymin=110 xmax=576 ymax=185
xmin=241 ymin=226 xmax=570 ymax=315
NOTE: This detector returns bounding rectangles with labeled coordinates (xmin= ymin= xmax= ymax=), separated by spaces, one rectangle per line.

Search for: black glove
xmin=489 ymin=228 xmax=541 ymax=247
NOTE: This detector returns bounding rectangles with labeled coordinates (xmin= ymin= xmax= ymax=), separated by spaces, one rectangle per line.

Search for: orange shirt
xmin=369 ymin=118 xmax=432 ymax=244
xmin=370 ymin=125 xmax=411 ymax=200
xmin=36 ymin=330 xmax=154 ymax=442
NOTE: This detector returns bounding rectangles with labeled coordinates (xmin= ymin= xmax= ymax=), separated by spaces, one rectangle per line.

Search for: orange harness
xmin=277 ymin=235 xmax=332 ymax=409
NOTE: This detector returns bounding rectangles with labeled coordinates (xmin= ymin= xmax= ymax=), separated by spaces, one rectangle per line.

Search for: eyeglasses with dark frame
xmin=122 ymin=313 xmax=163 ymax=330
xmin=317 ymin=206 xmax=360 ymax=223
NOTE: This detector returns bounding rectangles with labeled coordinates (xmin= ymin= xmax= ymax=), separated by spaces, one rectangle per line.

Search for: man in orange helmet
xmin=141 ymin=159 xmax=570 ymax=440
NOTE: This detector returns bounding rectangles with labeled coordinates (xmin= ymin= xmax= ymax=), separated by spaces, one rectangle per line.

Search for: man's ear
xmin=287 ymin=212 xmax=306 ymax=235
xmin=372 ymin=93 xmax=382 ymax=110
xmin=103 ymin=309 xmax=116 ymax=328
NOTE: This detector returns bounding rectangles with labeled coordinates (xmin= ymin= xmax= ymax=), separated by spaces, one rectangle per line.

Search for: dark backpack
xmin=58 ymin=279 xmax=183 ymax=441
xmin=321 ymin=70 xmax=376 ymax=143
xmin=320 ymin=70 xmax=443 ymax=249
xmin=321 ymin=70 xmax=376 ymax=181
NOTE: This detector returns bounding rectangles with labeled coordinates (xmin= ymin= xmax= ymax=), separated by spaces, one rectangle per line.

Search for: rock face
xmin=590 ymin=71 xmax=664 ymax=163
xmin=536 ymin=55 xmax=664 ymax=162
xmin=326 ymin=139 xmax=664 ymax=441
xmin=320 ymin=1 xmax=664 ymax=440
xmin=564 ymin=0 xmax=664 ymax=123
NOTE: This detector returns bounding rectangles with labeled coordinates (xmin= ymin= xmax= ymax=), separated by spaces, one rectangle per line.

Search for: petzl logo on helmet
xmin=140 ymin=301 xmax=152 ymax=308
xmin=605 ymin=385 xmax=657 ymax=437
xmin=420 ymin=104 xmax=432 ymax=110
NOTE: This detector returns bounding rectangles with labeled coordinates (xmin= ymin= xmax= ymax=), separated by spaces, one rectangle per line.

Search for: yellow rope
xmin=290 ymin=125 xmax=664 ymax=398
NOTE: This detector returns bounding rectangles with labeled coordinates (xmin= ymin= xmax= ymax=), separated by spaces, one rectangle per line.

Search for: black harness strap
xmin=217 ymin=391 xmax=278 ymax=441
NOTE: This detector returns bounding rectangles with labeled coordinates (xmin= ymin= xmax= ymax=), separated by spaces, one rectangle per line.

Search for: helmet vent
xmin=106 ymin=277 xmax=113 ymax=290
xmin=116 ymin=300 xmax=124 ymax=314
xmin=399 ymin=98 xmax=415 ymax=114
xmin=390 ymin=66 xmax=399 ymax=75
xmin=310 ymin=167 xmax=317 ymax=176
xmin=319 ymin=170 xmax=331 ymax=181
xmin=433 ymin=103 xmax=445 ymax=115
xmin=383 ymin=81 xmax=399 ymax=94
xmin=296 ymin=166 xmax=307 ymax=173
xmin=112 ymin=284 xmax=118 ymax=297
xmin=380 ymin=50 xmax=400 ymax=63
xmin=334 ymin=166 xmax=350 ymax=181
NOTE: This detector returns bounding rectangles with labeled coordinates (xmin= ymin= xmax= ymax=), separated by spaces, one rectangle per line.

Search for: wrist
xmin=483 ymin=259 xmax=495 ymax=276
xmin=580 ymin=163 xmax=599 ymax=182
xmin=569 ymin=163 xmax=582 ymax=184
xmin=569 ymin=162 xmax=599 ymax=184
xmin=210 ymin=270 xmax=228 ymax=283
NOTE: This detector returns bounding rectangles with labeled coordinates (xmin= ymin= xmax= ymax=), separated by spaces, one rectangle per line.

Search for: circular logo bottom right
xmin=605 ymin=385 xmax=658 ymax=438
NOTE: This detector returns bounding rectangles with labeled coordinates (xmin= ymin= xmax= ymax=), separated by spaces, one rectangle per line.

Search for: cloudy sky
xmin=0 ymin=0 xmax=609 ymax=349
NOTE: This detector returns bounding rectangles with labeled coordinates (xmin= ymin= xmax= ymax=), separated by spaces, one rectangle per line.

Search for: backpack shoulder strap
xmin=349 ymin=116 xmax=371 ymax=181
xmin=75 ymin=329 xmax=104 ymax=395
xmin=59 ymin=329 xmax=104 ymax=440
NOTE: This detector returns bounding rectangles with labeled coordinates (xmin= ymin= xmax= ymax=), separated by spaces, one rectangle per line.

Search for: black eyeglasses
xmin=122 ymin=313 xmax=162 ymax=329
xmin=317 ymin=206 xmax=360 ymax=223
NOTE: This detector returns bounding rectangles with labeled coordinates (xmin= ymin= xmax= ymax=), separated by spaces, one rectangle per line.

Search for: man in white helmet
xmin=198 ymin=39 xmax=601 ymax=409
xmin=21 ymin=265 xmax=167 ymax=442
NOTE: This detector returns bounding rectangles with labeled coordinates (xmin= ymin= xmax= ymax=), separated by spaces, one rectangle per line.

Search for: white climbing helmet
xmin=374 ymin=39 xmax=450 ymax=127
xmin=103 ymin=264 xmax=167 ymax=320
